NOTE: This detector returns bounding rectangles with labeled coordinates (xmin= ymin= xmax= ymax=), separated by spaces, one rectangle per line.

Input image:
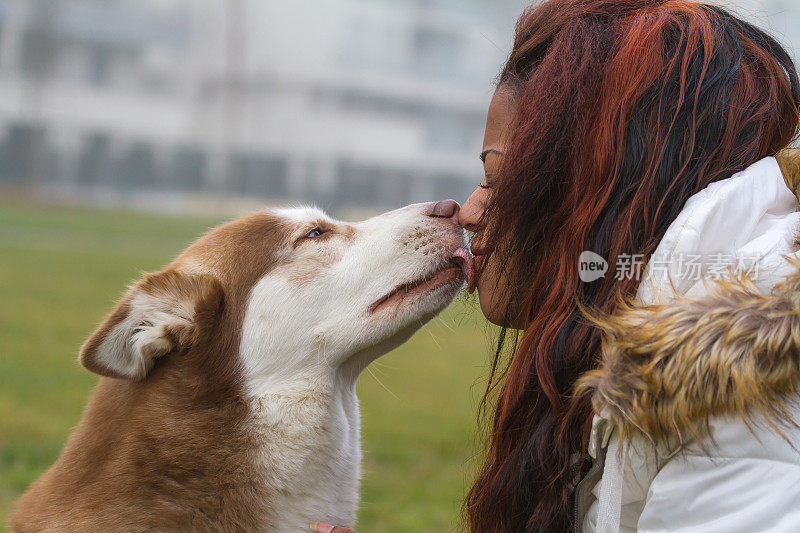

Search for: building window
xmin=169 ymin=147 xmax=205 ymax=191
xmin=336 ymin=161 xmax=380 ymax=207
xmin=117 ymin=142 xmax=157 ymax=188
xmin=229 ymin=153 xmax=289 ymax=198
xmin=413 ymin=27 xmax=461 ymax=76
xmin=433 ymin=174 xmax=471 ymax=204
xmin=89 ymin=46 xmax=113 ymax=87
xmin=76 ymin=132 xmax=112 ymax=187
xmin=0 ymin=123 xmax=47 ymax=184
xmin=21 ymin=30 xmax=58 ymax=80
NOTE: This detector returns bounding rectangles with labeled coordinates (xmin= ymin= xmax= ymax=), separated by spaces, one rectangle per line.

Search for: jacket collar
xmin=579 ymin=150 xmax=800 ymax=445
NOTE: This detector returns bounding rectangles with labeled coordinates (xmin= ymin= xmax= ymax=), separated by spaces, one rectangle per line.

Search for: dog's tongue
xmin=453 ymin=248 xmax=474 ymax=290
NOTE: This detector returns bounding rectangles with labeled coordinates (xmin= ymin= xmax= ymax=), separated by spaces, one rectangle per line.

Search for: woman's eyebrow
xmin=480 ymin=149 xmax=503 ymax=163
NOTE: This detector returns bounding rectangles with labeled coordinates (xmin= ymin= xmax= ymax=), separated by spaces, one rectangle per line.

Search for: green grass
xmin=0 ymin=198 xmax=497 ymax=531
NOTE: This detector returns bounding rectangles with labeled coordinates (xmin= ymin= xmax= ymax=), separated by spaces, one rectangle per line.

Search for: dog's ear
xmin=79 ymin=269 xmax=223 ymax=380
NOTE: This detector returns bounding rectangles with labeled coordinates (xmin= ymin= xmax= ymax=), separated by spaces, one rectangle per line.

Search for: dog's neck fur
xmin=245 ymin=371 xmax=362 ymax=531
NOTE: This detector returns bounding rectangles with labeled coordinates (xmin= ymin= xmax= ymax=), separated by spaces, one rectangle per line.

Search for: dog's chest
xmin=247 ymin=385 xmax=362 ymax=531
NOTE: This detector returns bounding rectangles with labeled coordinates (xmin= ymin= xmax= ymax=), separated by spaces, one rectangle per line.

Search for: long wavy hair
xmin=466 ymin=1 xmax=800 ymax=531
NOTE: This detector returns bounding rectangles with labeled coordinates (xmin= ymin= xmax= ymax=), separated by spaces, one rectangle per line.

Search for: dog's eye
xmin=305 ymin=229 xmax=323 ymax=239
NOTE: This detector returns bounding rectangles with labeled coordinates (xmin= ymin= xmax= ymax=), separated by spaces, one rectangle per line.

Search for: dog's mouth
xmin=369 ymin=249 xmax=473 ymax=315
xmin=452 ymin=248 xmax=474 ymax=288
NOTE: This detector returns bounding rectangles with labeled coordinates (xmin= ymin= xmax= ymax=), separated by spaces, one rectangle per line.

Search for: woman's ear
xmin=79 ymin=269 xmax=223 ymax=380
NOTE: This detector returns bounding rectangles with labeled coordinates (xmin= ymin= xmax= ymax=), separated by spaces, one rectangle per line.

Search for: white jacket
xmin=576 ymin=154 xmax=800 ymax=532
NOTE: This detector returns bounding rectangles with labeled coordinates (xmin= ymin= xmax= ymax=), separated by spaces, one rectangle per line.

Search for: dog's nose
xmin=428 ymin=199 xmax=460 ymax=219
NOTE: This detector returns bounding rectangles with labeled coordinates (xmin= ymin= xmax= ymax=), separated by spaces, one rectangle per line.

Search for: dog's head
xmin=79 ymin=202 xmax=471 ymax=387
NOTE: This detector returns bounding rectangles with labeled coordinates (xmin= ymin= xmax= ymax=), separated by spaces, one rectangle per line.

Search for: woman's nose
xmin=427 ymin=199 xmax=460 ymax=222
xmin=458 ymin=191 xmax=483 ymax=232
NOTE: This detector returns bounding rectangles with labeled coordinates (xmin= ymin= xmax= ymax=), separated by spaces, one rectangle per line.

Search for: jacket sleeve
xmin=637 ymin=423 xmax=800 ymax=533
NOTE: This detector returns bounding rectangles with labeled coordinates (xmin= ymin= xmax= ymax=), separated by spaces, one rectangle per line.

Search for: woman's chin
xmin=478 ymin=289 xmax=522 ymax=329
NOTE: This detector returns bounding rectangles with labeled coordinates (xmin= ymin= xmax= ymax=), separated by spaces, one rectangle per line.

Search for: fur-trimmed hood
xmin=578 ymin=150 xmax=800 ymax=445
xmin=578 ymin=265 xmax=800 ymax=445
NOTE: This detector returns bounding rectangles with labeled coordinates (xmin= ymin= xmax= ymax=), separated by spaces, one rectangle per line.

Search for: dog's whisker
xmin=371 ymin=360 xmax=397 ymax=371
xmin=366 ymin=366 xmax=400 ymax=401
xmin=369 ymin=363 xmax=388 ymax=376
xmin=434 ymin=315 xmax=455 ymax=333
xmin=426 ymin=326 xmax=442 ymax=349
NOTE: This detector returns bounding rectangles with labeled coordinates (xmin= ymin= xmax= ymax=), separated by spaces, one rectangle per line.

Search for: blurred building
xmin=0 ymin=0 xmax=526 ymax=214
xmin=0 ymin=0 xmax=797 ymax=215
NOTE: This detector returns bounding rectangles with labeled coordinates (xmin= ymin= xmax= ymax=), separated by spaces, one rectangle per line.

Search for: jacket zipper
xmin=573 ymin=454 xmax=605 ymax=533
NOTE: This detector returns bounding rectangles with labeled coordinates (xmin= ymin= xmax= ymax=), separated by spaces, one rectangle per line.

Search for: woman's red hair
xmin=466 ymin=1 xmax=800 ymax=530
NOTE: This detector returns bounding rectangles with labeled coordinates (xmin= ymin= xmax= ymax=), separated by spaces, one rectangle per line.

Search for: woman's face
xmin=459 ymin=87 xmax=520 ymax=327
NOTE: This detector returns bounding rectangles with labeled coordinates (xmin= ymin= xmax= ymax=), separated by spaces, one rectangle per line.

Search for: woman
xmin=317 ymin=0 xmax=800 ymax=531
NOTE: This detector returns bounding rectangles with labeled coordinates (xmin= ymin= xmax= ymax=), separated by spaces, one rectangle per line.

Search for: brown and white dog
xmin=10 ymin=201 xmax=473 ymax=532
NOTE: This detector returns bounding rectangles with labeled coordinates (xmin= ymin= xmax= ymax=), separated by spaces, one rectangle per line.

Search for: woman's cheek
xmin=476 ymin=262 xmax=510 ymax=327
xmin=478 ymin=286 xmax=504 ymax=326
xmin=475 ymin=255 xmax=526 ymax=329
